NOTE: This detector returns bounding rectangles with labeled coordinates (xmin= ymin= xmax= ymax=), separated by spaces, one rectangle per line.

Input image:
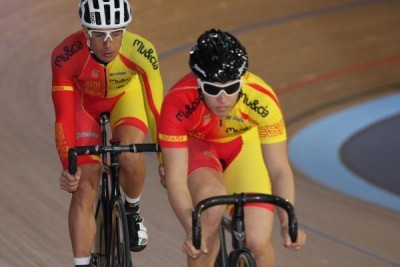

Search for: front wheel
xmin=229 ymin=248 xmax=256 ymax=267
xmin=107 ymin=198 xmax=132 ymax=267
xmin=91 ymin=192 xmax=106 ymax=266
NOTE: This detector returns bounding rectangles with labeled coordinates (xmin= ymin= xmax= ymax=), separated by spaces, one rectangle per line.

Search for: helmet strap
xmin=86 ymin=39 xmax=94 ymax=53
xmin=197 ymin=87 xmax=204 ymax=100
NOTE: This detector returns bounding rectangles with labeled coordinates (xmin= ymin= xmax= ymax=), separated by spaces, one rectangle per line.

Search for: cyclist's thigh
xmin=74 ymin=92 xmax=102 ymax=166
xmin=112 ymin=125 xmax=146 ymax=170
xmin=223 ymin=127 xmax=271 ymax=195
xmin=244 ymin=206 xmax=274 ymax=250
xmin=188 ymin=167 xmax=226 ymax=204
xmin=187 ymin=137 xmax=226 ymax=203
xmin=109 ymin=76 xmax=149 ymax=139
xmin=72 ymin=163 xmax=102 ymax=207
xmin=79 ymin=163 xmax=102 ymax=185
xmin=187 ymin=136 xmax=224 ymax=175
xmin=188 ymin=168 xmax=227 ymax=230
xmin=112 ymin=125 xmax=146 ymax=144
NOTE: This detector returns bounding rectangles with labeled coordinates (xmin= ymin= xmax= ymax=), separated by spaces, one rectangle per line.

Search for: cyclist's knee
xmin=79 ymin=163 xmax=101 ymax=178
xmin=201 ymin=205 xmax=226 ymax=233
xmin=194 ymin=194 xmax=226 ymax=231
xmin=111 ymin=124 xmax=146 ymax=173
xmin=119 ymin=151 xmax=144 ymax=170
xmin=72 ymin=164 xmax=101 ymax=204
xmin=112 ymin=124 xmax=146 ymax=144
xmin=80 ymin=164 xmax=101 ymax=185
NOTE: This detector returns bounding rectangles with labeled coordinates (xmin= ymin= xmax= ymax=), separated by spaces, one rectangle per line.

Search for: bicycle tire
xmin=107 ymin=198 xmax=132 ymax=267
xmin=228 ymin=248 xmax=256 ymax=267
xmin=91 ymin=197 xmax=107 ymax=267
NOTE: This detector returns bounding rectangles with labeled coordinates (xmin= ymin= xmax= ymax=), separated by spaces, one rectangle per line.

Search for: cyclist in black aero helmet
xmin=51 ymin=0 xmax=163 ymax=266
xmin=158 ymin=28 xmax=306 ymax=266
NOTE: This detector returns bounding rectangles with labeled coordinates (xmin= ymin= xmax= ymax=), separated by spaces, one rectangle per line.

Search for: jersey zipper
xmin=103 ymin=67 xmax=107 ymax=98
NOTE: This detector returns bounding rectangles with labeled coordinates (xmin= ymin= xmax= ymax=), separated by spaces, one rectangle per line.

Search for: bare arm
xmin=262 ymin=141 xmax=306 ymax=250
xmin=162 ymin=147 xmax=194 ymax=234
xmin=262 ymin=141 xmax=295 ymax=225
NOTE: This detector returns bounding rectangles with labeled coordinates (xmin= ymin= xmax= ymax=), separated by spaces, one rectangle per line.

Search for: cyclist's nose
xmin=217 ymin=91 xmax=229 ymax=103
xmin=104 ymin=38 xmax=113 ymax=47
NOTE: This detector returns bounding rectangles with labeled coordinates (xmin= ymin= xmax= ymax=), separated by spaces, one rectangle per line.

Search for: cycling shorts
xmin=188 ymin=127 xmax=274 ymax=212
xmin=74 ymin=75 xmax=148 ymax=166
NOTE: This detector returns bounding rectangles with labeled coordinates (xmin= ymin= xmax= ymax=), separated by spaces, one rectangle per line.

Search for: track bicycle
xmin=192 ymin=193 xmax=298 ymax=267
xmin=68 ymin=113 xmax=160 ymax=267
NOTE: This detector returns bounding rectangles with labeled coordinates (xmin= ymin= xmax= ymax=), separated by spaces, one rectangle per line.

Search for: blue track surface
xmin=289 ymin=93 xmax=400 ymax=212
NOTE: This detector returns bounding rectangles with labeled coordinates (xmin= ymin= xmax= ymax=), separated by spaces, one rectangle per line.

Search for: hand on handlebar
xmin=183 ymin=232 xmax=208 ymax=259
xmin=59 ymin=167 xmax=81 ymax=193
xmin=281 ymin=225 xmax=306 ymax=250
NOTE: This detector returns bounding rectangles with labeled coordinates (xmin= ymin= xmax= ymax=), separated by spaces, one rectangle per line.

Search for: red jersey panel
xmin=158 ymin=72 xmax=286 ymax=148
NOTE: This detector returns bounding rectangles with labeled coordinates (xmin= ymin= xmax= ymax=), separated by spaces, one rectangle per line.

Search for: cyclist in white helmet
xmin=51 ymin=0 xmax=163 ymax=266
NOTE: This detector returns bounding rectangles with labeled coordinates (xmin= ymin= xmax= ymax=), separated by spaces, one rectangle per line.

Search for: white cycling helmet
xmin=79 ymin=0 xmax=132 ymax=29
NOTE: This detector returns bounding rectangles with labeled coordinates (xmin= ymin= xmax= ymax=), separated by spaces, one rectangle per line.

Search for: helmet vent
xmin=104 ymin=5 xmax=110 ymax=25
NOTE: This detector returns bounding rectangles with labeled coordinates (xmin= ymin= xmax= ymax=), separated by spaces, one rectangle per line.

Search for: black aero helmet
xmin=189 ymin=29 xmax=248 ymax=83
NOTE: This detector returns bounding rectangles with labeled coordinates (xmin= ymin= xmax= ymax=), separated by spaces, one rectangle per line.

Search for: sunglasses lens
xmin=202 ymin=81 xmax=241 ymax=96
xmin=203 ymin=84 xmax=221 ymax=96
xmin=223 ymin=82 xmax=241 ymax=94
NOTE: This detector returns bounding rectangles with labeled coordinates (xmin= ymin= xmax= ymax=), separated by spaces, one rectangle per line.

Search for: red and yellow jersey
xmin=158 ymin=72 xmax=286 ymax=148
xmin=51 ymin=30 xmax=163 ymax=167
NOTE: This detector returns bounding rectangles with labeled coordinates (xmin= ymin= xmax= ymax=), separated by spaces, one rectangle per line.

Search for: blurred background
xmin=0 ymin=0 xmax=399 ymax=266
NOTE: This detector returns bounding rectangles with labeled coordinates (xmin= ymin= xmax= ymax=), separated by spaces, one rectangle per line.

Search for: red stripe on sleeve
xmin=247 ymin=82 xmax=281 ymax=109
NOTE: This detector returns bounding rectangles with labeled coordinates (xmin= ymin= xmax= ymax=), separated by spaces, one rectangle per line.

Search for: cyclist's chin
xmin=98 ymin=52 xmax=117 ymax=63
xmin=212 ymin=107 xmax=232 ymax=117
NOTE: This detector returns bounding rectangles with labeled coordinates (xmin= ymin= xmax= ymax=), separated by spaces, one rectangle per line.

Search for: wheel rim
xmin=111 ymin=209 xmax=126 ymax=266
xmin=108 ymin=199 xmax=131 ymax=267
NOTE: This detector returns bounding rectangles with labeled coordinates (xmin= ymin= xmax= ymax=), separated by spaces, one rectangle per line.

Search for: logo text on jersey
xmin=84 ymin=81 xmax=102 ymax=96
xmin=239 ymin=92 xmax=269 ymax=118
xmin=159 ymin=134 xmax=187 ymax=142
xmin=54 ymin=41 xmax=84 ymax=67
xmin=76 ymin=132 xmax=99 ymax=139
xmin=258 ymin=120 xmax=285 ymax=138
xmin=226 ymin=126 xmax=251 ymax=134
xmin=175 ymin=97 xmax=202 ymax=121
xmin=55 ymin=123 xmax=68 ymax=161
xmin=133 ymin=39 xmax=159 ymax=70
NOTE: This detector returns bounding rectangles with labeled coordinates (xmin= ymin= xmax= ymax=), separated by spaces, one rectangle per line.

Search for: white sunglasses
xmin=198 ymin=79 xmax=242 ymax=97
xmin=87 ymin=28 xmax=126 ymax=42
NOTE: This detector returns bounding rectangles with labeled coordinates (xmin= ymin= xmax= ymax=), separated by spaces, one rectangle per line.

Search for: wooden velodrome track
xmin=1 ymin=0 xmax=399 ymax=266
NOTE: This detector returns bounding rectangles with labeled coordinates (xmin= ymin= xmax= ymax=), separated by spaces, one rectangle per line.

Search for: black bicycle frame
xmin=68 ymin=113 xmax=161 ymax=263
